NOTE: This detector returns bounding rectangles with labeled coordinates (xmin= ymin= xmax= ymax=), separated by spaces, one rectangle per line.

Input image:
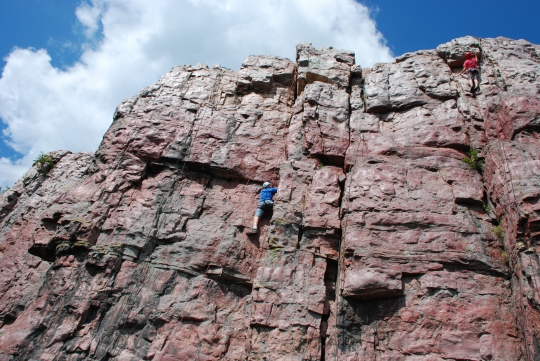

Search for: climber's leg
xmin=247 ymin=204 xmax=265 ymax=234
xmin=468 ymin=69 xmax=480 ymax=92
xmin=467 ymin=70 xmax=476 ymax=92
xmin=473 ymin=70 xmax=480 ymax=92
xmin=253 ymin=216 xmax=260 ymax=229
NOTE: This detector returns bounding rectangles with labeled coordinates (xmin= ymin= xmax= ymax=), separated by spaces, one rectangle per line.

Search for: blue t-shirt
xmin=260 ymin=188 xmax=278 ymax=201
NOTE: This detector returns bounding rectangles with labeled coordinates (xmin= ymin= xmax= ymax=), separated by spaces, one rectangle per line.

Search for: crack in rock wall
xmin=0 ymin=36 xmax=539 ymax=360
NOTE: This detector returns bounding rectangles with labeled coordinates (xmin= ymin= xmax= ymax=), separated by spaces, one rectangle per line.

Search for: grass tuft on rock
xmin=500 ymin=250 xmax=509 ymax=264
xmin=34 ymin=153 xmax=56 ymax=174
xmin=462 ymin=148 xmax=484 ymax=171
xmin=493 ymin=224 xmax=504 ymax=240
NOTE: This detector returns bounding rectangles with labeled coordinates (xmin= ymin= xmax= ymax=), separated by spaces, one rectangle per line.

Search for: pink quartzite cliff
xmin=1 ymin=36 xmax=540 ymax=360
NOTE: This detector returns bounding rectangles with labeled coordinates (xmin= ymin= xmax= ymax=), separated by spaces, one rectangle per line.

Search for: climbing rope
xmin=477 ymin=37 xmax=483 ymax=67
xmin=333 ymin=80 xmax=366 ymax=360
xmin=158 ymin=69 xmax=289 ymax=360
xmin=499 ymin=141 xmax=536 ymax=361
xmin=181 ymin=70 xmax=224 ymax=172
xmin=288 ymin=67 xmax=298 ymax=104
xmin=104 ymin=69 xmax=227 ymax=358
xmin=461 ymin=39 xmax=534 ymax=360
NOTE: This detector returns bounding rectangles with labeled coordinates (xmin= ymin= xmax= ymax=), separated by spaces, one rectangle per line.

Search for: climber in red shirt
xmin=459 ymin=51 xmax=480 ymax=93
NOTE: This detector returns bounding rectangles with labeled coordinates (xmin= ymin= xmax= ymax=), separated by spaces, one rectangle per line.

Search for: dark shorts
xmin=255 ymin=200 xmax=274 ymax=217
xmin=467 ymin=68 xmax=480 ymax=80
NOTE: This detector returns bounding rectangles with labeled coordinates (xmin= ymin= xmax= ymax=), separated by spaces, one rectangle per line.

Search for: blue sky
xmin=0 ymin=0 xmax=539 ymax=187
xmin=363 ymin=0 xmax=540 ymax=55
xmin=3 ymin=0 xmax=539 ymax=73
xmin=0 ymin=0 xmax=82 ymax=70
xmin=0 ymin=0 xmax=82 ymax=162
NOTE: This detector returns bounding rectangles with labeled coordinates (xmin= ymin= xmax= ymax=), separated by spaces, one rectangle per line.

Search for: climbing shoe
xmin=246 ymin=228 xmax=257 ymax=235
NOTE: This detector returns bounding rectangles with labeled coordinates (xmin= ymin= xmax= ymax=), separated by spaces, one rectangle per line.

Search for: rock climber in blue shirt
xmin=247 ymin=182 xmax=277 ymax=234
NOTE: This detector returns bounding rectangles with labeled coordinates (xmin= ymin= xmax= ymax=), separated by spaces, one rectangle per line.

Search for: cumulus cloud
xmin=0 ymin=158 xmax=28 ymax=191
xmin=0 ymin=0 xmax=393 ymax=188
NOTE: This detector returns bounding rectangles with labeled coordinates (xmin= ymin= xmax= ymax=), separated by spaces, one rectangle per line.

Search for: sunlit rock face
xmin=1 ymin=36 xmax=539 ymax=360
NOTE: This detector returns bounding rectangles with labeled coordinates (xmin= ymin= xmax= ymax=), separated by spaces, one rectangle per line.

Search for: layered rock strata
xmin=0 ymin=37 xmax=539 ymax=360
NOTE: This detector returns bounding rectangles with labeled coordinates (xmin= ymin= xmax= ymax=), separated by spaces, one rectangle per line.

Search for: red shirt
xmin=464 ymin=58 xmax=478 ymax=70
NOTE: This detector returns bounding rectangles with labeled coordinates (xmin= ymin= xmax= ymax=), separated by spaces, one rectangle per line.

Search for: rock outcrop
xmin=1 ymin=36 xmax=540 ymax=360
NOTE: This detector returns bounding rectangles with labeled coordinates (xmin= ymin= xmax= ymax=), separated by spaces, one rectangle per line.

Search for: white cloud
xmin=0 ymin=157 xmax=28 ymax=192
xmin=0 ymin=0 xmax=393 ymax=188
xmin=75 ymin=2 xmax=104 ymax=38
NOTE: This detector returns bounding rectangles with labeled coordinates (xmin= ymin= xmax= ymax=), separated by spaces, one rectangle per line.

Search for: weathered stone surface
xmin=364 ymin=51 xmax=454 ymax=113
xmin=342 ymin=267 xmax=402 ymax=299
xmin=288 ymin=82 xmax=350 ymax=164
xmin=303 ymin=166 xmax=344 ymax=230
xmin=336 ymin=270 xmax=520 ymax=360
xmin=2 ymin=37 xmax=540 ymax=361
xmin=437 ymin=35 xmax=483 ymax=67
xmin=296 ymin=42 xmax=354 ymax=93
xmin=485 ymin=96 xmax=540 ymax=140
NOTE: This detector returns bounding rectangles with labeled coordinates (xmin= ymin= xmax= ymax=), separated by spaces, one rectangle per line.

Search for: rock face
xmin=1 ymin=36 xmax=540 ymax=360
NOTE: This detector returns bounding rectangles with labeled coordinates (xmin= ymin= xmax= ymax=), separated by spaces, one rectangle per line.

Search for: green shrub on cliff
xmin=462 ymin=148 xmax=484 ymax=171
xmin=34 ymin=153 xmax=56 ymax=174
